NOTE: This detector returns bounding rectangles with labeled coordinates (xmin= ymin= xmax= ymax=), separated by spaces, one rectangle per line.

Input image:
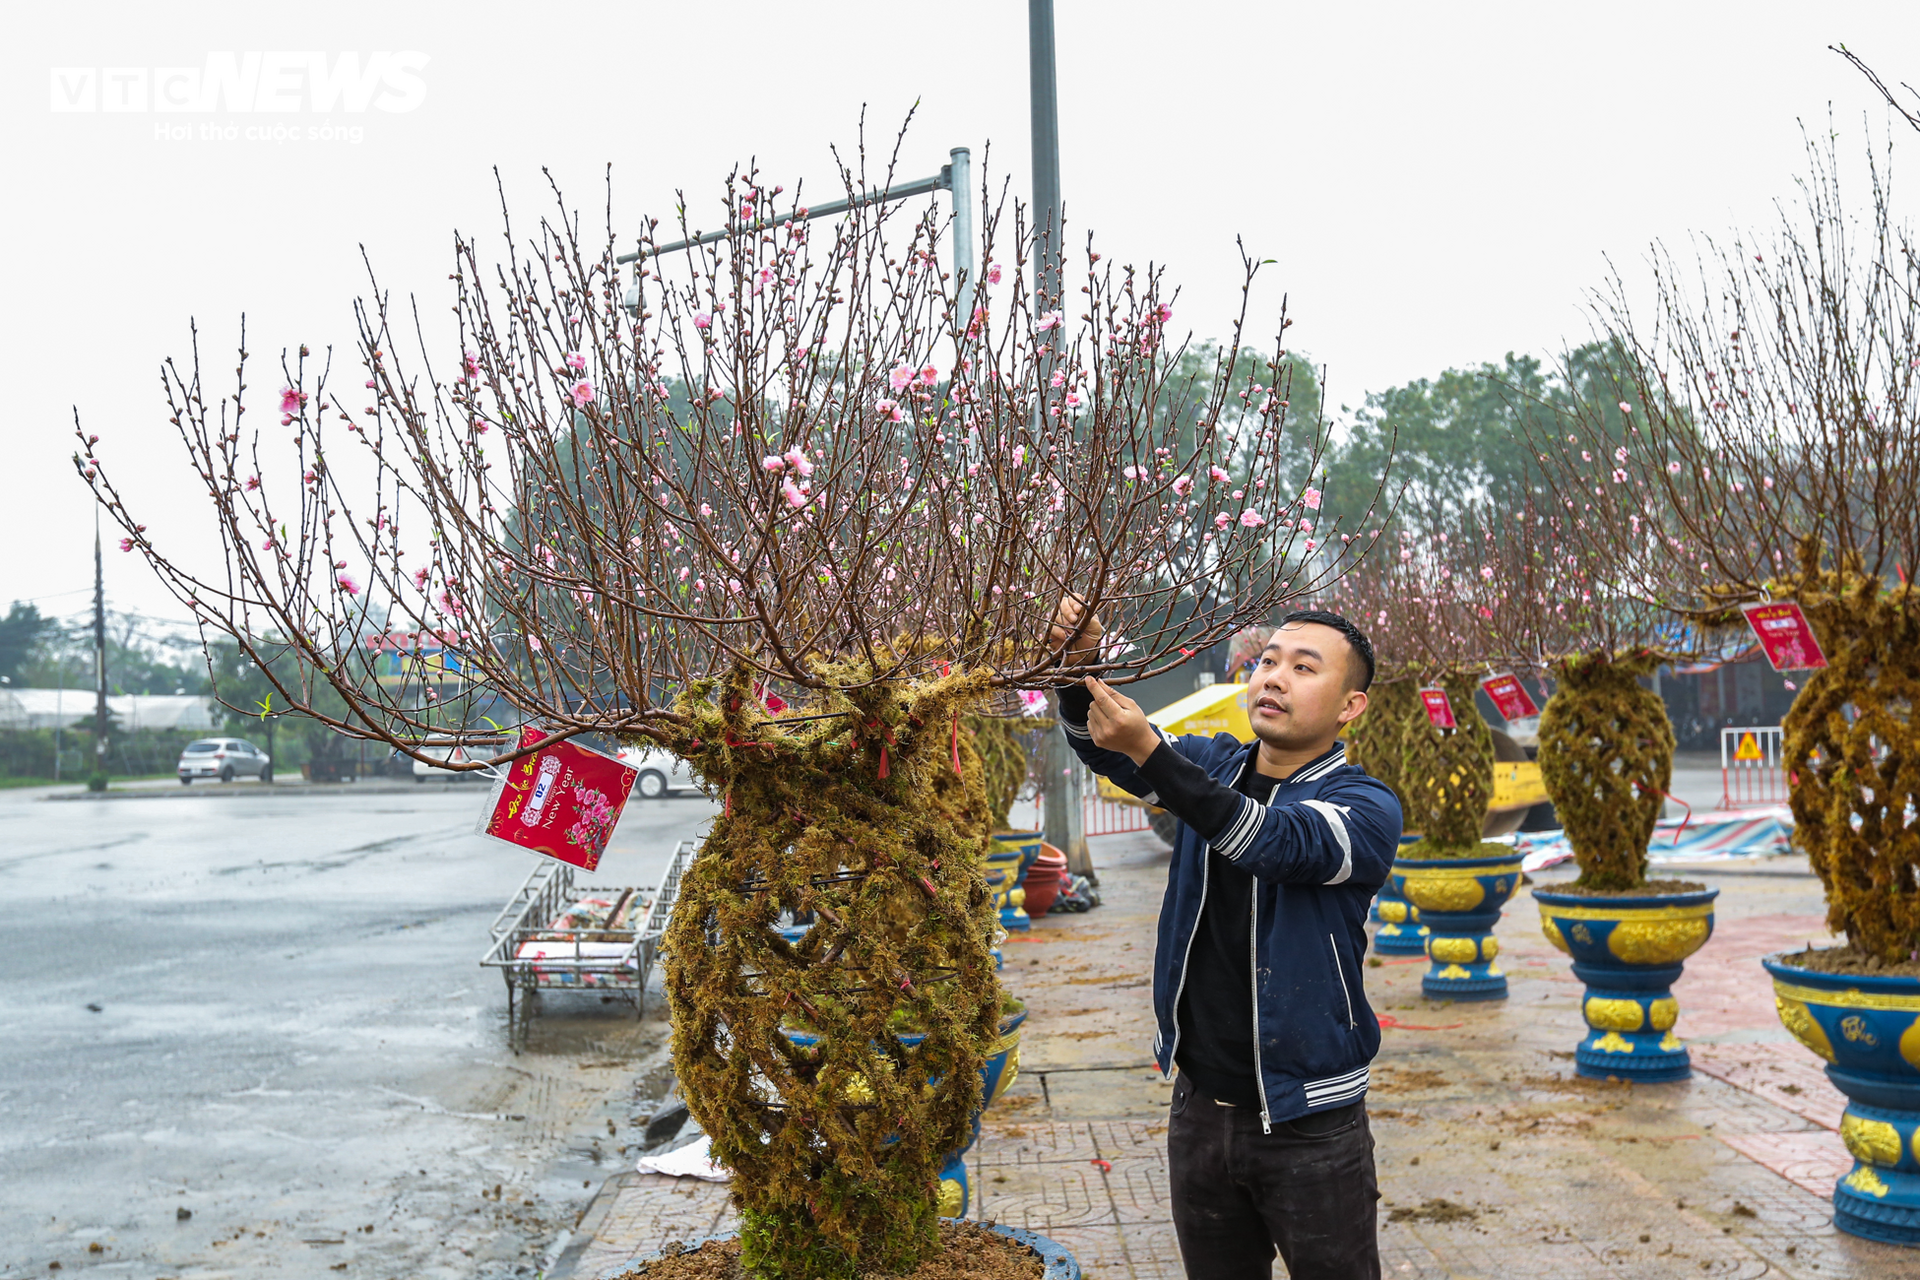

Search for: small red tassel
xmin=878 ymin=744 xmax=890 ymax=779
xmin=724 ymin=790 xmax=733 ymax=817
xmin=951 ymin=711 xmax=961 ymax=775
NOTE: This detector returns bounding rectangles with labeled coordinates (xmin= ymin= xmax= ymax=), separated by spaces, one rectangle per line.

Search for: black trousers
xmin=1167 ymin=1072 xmax=1381 ymax=1280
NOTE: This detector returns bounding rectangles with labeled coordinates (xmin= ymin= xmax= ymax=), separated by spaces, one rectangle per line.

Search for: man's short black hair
xmin=1275 ymin=608 xmax=1376 ymax=692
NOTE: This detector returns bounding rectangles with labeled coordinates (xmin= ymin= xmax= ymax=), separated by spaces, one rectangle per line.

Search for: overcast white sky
xmin=5 ymin=2 xmax=1918 ymax=633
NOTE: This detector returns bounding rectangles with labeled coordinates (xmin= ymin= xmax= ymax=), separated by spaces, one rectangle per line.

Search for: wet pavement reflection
xmin=0 ymin=779 xmax=717 ymax=1278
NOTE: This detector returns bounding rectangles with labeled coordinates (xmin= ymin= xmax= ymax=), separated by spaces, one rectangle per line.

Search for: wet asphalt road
xmin=0 ymin=778 xmax=719 ymax=1279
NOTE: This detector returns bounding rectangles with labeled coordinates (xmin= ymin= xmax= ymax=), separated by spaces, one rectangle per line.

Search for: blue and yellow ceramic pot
xmin=1764 ymin=954 xmax=1920 ymax=1245
xmin=1373 ymin=837 xmax=1430 ymax=955
xmin=1371 ymin=882 xmax=1428 ymax=955
xmin=986 ymin=829 xmax=1043 ymax=932
xmin=1391 ymin=851 xmax=1523 ymax=1000
xmin=1534 ymin=884 xmax=1717 ymax=1083
xmin=782 ymin=1004 xmax=1025 ymax=1220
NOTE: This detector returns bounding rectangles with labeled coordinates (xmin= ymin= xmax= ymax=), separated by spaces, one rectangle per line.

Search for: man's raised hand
xmin=1085 ymin=677 xmax=1160 ymax=766
xmin=1049 ymin=593 xmax=1103 ymax=670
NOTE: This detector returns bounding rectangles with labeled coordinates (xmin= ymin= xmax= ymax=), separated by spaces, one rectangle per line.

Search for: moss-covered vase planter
xmin=1534 ymin=886 xmax=1717 ymax=1083
xmin=1763 ymin=954 xmax=1920 ymax=1245
xmin=1391 ymin=852 xmax=1523 ymax=1001
xmin=599 ymin=1221 xmax=1082 ymax=1280
xmin=782 ymin=1005 xmax=1025 ymax=1220
xmin=1371 ymin=881 xmax=1428 ymax=956
xmin=986 ymin=830 xmax=1042 ymax=932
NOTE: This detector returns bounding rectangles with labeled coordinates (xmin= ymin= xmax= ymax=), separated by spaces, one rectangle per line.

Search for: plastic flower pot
xmin=1533 ymin=885 xmax=1717 ymax=1083
xmin=1391 ymin=850 xmax=1523 ymax=1000
xmin=1021 ymin=844 xmax=1069 ymax=917
xmin=1763 ymin=953 xmax=1920 ymax=1245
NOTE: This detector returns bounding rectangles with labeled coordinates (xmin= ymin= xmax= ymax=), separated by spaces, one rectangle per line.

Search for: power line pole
xmin=92 ymin=513 xmax=109 ymax=788
xmin=1029 ymin=0 xmax=1091 ymax=879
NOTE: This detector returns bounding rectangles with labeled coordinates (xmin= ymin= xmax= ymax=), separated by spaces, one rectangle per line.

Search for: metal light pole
xmin=92 ymin=514 xmax=108 ymax=786
xmin=948 ymin=145 xmax=976 ymax=328
xmin=1028 ymin=0 xmax=1090 ymax=878
xmin=1029 ymin=0 xmax=1063 ymax=304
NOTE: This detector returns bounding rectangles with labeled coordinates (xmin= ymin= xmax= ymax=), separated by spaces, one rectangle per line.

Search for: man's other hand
xmin=1049 ymin=594 xmax=1103 ymax=668
xmin=1086 ymin=677 xmax=1159 ymax=765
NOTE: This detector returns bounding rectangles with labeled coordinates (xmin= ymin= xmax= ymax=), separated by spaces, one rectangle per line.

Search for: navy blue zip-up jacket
xmin=1059 ymin=685 xmax=1402 ymax=1131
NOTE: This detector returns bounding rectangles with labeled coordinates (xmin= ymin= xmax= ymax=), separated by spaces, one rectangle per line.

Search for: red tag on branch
xmin=1418 ymin=687 xmax=1457 ymax=729
xmin=479 ymin=726 xmax=640 ymax=872
xmin=1740 ymin=601 xmax=1828 ymax=673
xmin=1479 ymin=672 xmax=1539 ymax=721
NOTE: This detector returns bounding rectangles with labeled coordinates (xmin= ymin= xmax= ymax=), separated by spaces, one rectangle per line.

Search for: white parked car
xmin=617 ymin=746 xmax=699 ymax=799
xmin=412 ymin=740 xmax=487 ymax=782
xmin=178 ymin=737 xmax=271 ymax=784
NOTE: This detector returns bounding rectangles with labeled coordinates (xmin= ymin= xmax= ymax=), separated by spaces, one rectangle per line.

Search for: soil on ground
xmin=1776 ymin=943 xmax=1920 ymax=977
xmin=610 ymin=1221 xmax=1046 ymax=1280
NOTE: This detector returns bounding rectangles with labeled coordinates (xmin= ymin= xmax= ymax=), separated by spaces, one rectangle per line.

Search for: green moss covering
xmin=1397 ymin=671 xmax=1496 ymax=855
xmin=655 ymin=663 xmax=1000 ymax=1280
xmin=964 ymin=714 xmax=1035 ymax=832
xmin=1536 ymin=649 xmax=1673 ymax=892
xmin=1775 ymin=556 xmax=1920 ymax=963
xmin=1345 ymin=677 xmax=1420 ymax=804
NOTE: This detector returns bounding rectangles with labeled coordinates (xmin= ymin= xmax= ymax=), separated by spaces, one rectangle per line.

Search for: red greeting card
xmin=1418 ymin=687 xmax=1458 ymax=730
xmin=1480 ymin=672 xmax=1540 ymax=721
xmin=1741 ymin=601 xmax=1829 ymax=673
xmin=478 ymin=726 xmax=639 ymax=871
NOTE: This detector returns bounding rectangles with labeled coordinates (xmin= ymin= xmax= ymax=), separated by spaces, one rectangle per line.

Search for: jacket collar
xmin=1232 ymin=739 xmax=1348 ymax=788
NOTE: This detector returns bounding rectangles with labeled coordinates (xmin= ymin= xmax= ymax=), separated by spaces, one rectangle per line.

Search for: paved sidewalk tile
xmin=563 ymin=844 xmax=1920 ymax=1279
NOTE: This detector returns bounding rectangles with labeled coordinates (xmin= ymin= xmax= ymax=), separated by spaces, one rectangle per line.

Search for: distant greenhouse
xmin=0 ymin=689 xmax=218 ymax=732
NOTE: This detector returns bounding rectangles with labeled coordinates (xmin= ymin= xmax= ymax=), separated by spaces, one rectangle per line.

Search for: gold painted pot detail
xmin=1371 ymin=880 xmax=1428 ymax=956
xmin=1534 ymin=885 xmax=1717 ymax=1084
xmin=986 ymin=830 xmax=1042 ymax=932
xmin=1764 ymin=954 xmax=1920 ymax=1245
xmin=1390 ymin=852 xmax=1523 ymax=1002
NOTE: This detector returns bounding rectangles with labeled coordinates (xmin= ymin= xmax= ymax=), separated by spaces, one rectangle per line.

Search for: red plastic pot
xmin=1021 ymin=844 xmax=1069 ymax=917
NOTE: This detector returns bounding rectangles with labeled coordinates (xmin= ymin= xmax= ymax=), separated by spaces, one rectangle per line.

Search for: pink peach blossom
xmin=1214 ymin=512 xmax=1232 ymax=530
xmin=338 ymin=573 xmax=361 ymax=596
xmin=890 ymin=365 xmax=915 ymax=391
xmin=1238 ymin=510 xmax=1265 ymax=528
xmin=565 ymin=352 xmax=587 ymax=372
xmin=1035 ymin=310 xmax=1063 ymax=332
xmin=985 ymin=263 xmax=1002 ymax=284
xmin=1208 ymin=466 xmax=1231 ymax=483
xmin=1171 ymin=475 xmax=1193 ymax=496
xmin=569 ymin=380 xmax=595 ymax=408
xmin=1302 ymin=487 xmax=1322 ymax=510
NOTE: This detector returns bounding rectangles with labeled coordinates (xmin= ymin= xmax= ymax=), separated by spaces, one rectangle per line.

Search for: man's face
xmin=1245 ymin=622 xmax=1368 ymax=750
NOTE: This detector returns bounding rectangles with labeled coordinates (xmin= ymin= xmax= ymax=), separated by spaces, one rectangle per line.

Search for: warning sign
xmin=1734 ymin=732 xmax=1763 ymax=762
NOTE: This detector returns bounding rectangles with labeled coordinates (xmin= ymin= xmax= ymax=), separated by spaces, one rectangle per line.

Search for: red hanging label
xmin=1741 ymin=601 xmax=1828 ymax=672
xmin=478 ymin=726 xmax=639 ymax=872
xmin=1479 ymin=672 xmax=1539 ymax=721
xmin=1418 ymin=687 xmax=1458 ymax=730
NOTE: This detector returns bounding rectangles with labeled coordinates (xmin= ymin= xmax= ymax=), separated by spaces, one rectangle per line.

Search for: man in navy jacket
xmin=1051 ymin=603 xmax=1401 ymax=1280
